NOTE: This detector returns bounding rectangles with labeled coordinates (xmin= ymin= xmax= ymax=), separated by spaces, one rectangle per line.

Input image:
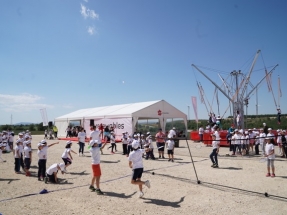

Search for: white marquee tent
xmin=54 ymin=100 xmax=187 ymax=139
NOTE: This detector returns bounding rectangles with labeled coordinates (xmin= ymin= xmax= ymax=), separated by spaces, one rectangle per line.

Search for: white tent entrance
xmin=54 ymin=100 xmax=187 ymax=140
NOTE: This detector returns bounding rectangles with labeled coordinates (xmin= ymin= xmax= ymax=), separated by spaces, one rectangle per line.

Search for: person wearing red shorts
xmin=89 ymin=140 xmax=104 ymax=195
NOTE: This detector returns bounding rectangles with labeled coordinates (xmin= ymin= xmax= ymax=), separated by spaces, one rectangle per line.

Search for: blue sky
xmin=0 ymin=0 xmax=286 ymax=124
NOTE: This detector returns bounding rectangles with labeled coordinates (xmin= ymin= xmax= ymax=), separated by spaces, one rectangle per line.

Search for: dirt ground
xmin=0 ymin=135 xmax=287 ymax=215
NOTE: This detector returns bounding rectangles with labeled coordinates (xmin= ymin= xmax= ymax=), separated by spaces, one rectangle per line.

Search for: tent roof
xmin=55 ymin=100 xmax=186 ymax=120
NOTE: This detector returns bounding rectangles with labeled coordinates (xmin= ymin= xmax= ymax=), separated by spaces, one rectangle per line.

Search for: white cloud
xmin=80 ymin=3 xmax=99 ymax=19
xmin=87 ymin=26 xmax=96 ymax=35
xmin=0 ymin=93 xmax=54 ymax=112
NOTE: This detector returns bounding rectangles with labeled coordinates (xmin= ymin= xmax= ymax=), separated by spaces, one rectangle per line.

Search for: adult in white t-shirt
xmin=78 ymin=128 xmax=86 ymax=156
xmin=198 ymin=126 xmax=204 ymax=142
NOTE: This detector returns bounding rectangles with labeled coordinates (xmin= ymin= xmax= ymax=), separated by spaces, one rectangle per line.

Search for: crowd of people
xmin=0 ymin=126 xmax=179 ymax=198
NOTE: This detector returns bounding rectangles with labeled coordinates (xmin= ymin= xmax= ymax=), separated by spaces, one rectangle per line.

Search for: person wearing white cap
xmin=127 ymin=134 xmax=135 ymax=157
xmin=264 ymin=137 xmax=275 ymax=177
xmin=254 ymin=131 xmax=260 ymax=155
xmin=107 ymin=132 xmax=117 ymax=154
xmin=128 ymin=140 xmax=151 ymax=198
xmin=14 ymin=139 xmax=22 ymax=173
xmin=88 ymin=140 xmax=104 ymax=195
xmin=145 ymin=134 xmax=155 ymax=160
xmin=248 ymin=129 xmax=255 ymax=153
xmin=89 ymin=126 xmax=102 ymax=154
xmin=231 ymin=129 xmax=241 ymax=155
xmin=121 ymin=132 xmax=128 ymax=155
xmin=267 ymin=128 xmax=275 ymax=144
xmin=24 ymin=140 xmax=32 ymax=176
xmin=44 ymin=163 xmax=66 ymax=184
xmin=61 ymin=141 xmax=77 ymax=169
xmin=77 ymin=127 xmax=86 ymax=156
xmin=37 ymin=140 xmax=59 ymax=181
xmin=259 ymin=128 xmax=266 ymax=156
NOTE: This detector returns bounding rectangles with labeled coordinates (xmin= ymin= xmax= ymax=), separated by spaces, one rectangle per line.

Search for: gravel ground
xmin=0 ymin=135 xmax=287 ymax=215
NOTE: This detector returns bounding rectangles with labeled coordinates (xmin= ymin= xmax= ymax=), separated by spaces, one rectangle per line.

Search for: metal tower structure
xmin=191 ymin=50 xmax=279 ymax=129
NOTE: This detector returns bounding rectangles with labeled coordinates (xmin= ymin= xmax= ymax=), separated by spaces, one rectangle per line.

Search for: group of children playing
xmin=209 ymin=126 xmax=284 ymax=177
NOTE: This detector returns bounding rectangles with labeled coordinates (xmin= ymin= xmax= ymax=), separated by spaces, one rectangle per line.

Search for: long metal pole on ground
xmin=185 ymin=138 xmax=200 ymax=184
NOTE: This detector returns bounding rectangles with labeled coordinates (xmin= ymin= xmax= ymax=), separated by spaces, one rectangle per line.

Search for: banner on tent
xmin=84 ymin=118 xmax=133 ymax=139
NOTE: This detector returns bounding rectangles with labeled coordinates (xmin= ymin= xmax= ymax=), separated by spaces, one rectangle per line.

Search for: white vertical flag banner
xmin=40 ymin=108 xmax=49 ymax=126
xmin=191 ymin=96 xmax=198 ymax=123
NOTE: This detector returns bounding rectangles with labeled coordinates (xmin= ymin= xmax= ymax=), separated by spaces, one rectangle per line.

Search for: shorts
xmin=46 ymin=173 xmax=57 ymax=183
xmin=157 ymin=142 xmax=165 ymax=151
xmin=92 ymin=164 xmax=101 ymax=177
xmin=24 ymin=158 xmax=31 ymax=169
xmin=104 ymin=132 xmax=110 ymax=137
xmin=62 ymin=157 xmax=72 ymax=165
xmin=132 ymin=168 xmax=143 ymax=181
xmin=167 ymin=149 xmax=173 ymax=155
xmin=241 ymin=144 xmax=246 ymax=150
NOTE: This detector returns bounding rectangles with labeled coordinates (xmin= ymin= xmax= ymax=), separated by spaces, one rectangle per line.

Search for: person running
xmin=88 ymin=140 xmax=104 ymax=195
xmin=128 ymin=140 xmax=150 ymax=198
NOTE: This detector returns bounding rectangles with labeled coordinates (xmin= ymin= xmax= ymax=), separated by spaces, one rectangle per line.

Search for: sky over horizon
xmin=0 ymin=0 xmax=286 ymax=125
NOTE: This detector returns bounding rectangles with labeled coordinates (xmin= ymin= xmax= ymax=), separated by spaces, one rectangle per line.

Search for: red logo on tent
xmin=158 ymin=110 xmax=162 ymax=116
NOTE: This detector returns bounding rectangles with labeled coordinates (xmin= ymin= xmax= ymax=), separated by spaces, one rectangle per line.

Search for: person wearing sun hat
xmin=88 ymin=140 xmax=104 ymax=195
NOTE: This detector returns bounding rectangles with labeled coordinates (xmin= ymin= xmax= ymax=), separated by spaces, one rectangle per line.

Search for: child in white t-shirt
xmin=61 ymin=140 xmax=77 ymax=170
xmin=44 ymin=163 xmax=66 ymax=184
xmin=128 ymin=141 xmax=150 ymax=198
xmin=145 ymin=134 xmax=155 ymax=160
xmin=210 ymin=134 xmax=220 ymax=168
xmin=24 ymin=140 xmax=32 ymax=176
xmin=89 ymin=140 xmax=104 ymax=195
xmin=265 ymin=137 xmax=275 ymax=177
xmin=166 ymin=140 xmax=175 ymax=162
xmin=107 ymin=132 xmax=117 ymax=154
xmin=14 ymin=140 xmax=21 ymax=173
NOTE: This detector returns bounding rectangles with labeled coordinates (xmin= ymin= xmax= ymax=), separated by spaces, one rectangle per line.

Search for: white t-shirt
xmin=265 ymin=144 xmax=275 ymax=159
xmin=267 ymin=133 xmax=275 ymax=139
xmin=232 ymin=134 xmax=241 ymax=145
xmin=213 ymin=131 xmax=221 ymax=141
xmin=78 ymin=132 xmax=86 ymax=143
xmin=62 ymin=148 xmax=71 ymax=159
xmin=259 ymin=133 xmax=266 ymax=144
xmin=128 ymin=149 xmax=145 ymax=169
xmin=14 ymin=145 xmax=20 ymax=158
xmin=212 ymin=140 xmax=220 ymax=149
xmin=166 ymin=140 xmax=175 ymax=150
xmin=110 ymin=135 xmax=115 ymax=143
xmin=46 ymin=163 xmax=58 ymax=175
xmin=148 ymin=138 xmax=154 ymax=149
xmin=90 ymin=130 xmax=101 ymax=143
xmin=198 ymin=127 xmax=204 ymax=135
xmin=168 ymin=129 xmax=176 ymax=138
xmin=90 ymin=147 xmax=100 ymax=164
xmin=37 ymin=149 xmax=46 ymax=159
xmin=24 ymin=146 xmax=31 ymax=158
xmin=277 ymin=135 xmax=282 ymax=144
xmin=127 ymin=138 xmax=134 ymax=146
xmin=236 ymin=114 xmax=241 ymax=122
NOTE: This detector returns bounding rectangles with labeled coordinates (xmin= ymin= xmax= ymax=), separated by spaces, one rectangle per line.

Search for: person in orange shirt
xmin=155 ymin=128 xmax=166 ymax=159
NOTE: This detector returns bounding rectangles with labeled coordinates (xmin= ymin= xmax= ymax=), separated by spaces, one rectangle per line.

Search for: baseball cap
xmin=133 ymin=134 xmax=138 ymax=138
xmin=277 ymin=129 xmax=281 ymax=132
xmin=263 ymin=123 xmax=266 ymax=126
xmin=282 ymin=130 xmax=286 ymax=133
xmin=89 ymin=140 xmax=98 ymax=147
xmin=260 ymin=128 xmax=263 ymax=130
xmin=25 ymin=135 xmax=30 ymax=139
xmin=25 ymin=140 xmax=31 ymax=145
xmin=172 ymin=127 xmax=176 ymax=130
xmin=146 ymin=132 xmax=150 ymax=135
xmin=244 ymin=131 xmax=248 ymax=134
xmin=235 ymin=129 xmax=238 ymax=132
xmin=132 ymin=141 xmax=140 ymax=149
xmin=66 ymin=140 xmax=72 ymax=145
xmin=137 ymin=133 xmax=140 ymax=137
xmin=37 ymin=142 xmax=45 ymax=147
xmin=58 ymin=163 xmax=66 ymax=172
xmin=40 ymin=140 xmax=47 ymax=144
xmin=265 ymin=137 xmax=271 ymax=140
xmin=268 ymin=128 xmax=272 ymax=131
xmin=19 ymin=133 xmax=23 ymax=136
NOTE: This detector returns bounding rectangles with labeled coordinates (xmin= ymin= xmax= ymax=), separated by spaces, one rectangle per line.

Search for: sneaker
xmin=96 ymin=188 xmax=104 ymax=195
xmin=266 ymin=173 xmax=271 ymax=177
xmin=168 ymin=159 xmax=171 ymax=162
xmin=89 ymin=185 xmax=96 ymax=192
xmin=38 ymin=178 xmax=41 ymax=181
xmin=211 ymin=163 xmax=216 ymax=167
xmin=171 ymin=159 xmax=174 ymax=162
xmin=44 ymin=177 xmax=48 ymax=184
xmin=138 ymin=191 xmax=144 ymax=198
xmin=145 ymin=180 xmax=151 ymax=188
xmin=162 ymin=156 xmax=165 ymax=159
xmin=271 ymin=174 xmax=275 ymax=178
xmin=159 ymin=156 xmax=161 ymax=159
xmin=213 ymin=164 xmax=219 ymax=168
